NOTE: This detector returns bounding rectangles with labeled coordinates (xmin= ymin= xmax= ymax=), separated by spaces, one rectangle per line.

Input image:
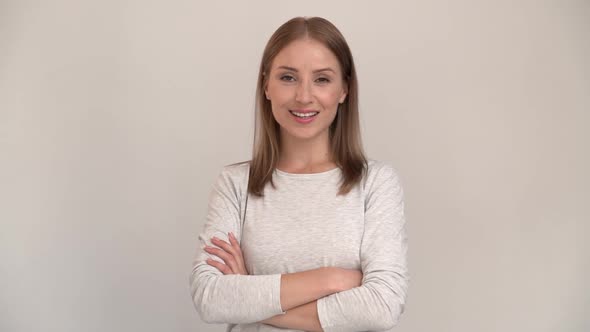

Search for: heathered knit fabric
xmin=189 ymin=159 xmax=408 ymax=332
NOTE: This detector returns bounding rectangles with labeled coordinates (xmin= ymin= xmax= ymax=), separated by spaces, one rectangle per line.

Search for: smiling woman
xmin=189 ymin=16 xmax=408 ymax=332
xmin=265 ymin=38 xmax=347 ymax=143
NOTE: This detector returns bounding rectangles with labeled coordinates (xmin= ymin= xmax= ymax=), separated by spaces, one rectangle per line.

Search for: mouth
xmin=289 ymin=110 xmax=319 ymax=118
xmin=289 ymin=110 xmax=319 ymax=124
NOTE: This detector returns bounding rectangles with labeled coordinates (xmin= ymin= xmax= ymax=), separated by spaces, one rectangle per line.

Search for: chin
xmin=282 ymin=127 xmax=328 ymax=141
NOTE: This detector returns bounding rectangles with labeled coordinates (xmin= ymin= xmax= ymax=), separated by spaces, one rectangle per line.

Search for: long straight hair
xmin=248 ymin=16 xmax=367 ymax=197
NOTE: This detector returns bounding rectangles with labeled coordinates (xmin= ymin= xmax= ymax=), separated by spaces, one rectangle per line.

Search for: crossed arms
xmin=190 ymin=164 xmax=408 ymax=331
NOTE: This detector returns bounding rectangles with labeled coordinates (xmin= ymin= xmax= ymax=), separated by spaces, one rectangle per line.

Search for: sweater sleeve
xmin=317 ymin=163 xmax=409 ymax=331
xmin=189 ymin=165 xmax=286 ymax=324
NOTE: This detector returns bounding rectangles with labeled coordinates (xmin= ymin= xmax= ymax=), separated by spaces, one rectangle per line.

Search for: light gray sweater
xmin=189 ymin=159 xmax=409 ymax=331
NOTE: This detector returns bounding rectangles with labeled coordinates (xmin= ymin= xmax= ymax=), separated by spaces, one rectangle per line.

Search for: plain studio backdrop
xmin=1 ymin=1 xmax=588 ymax=331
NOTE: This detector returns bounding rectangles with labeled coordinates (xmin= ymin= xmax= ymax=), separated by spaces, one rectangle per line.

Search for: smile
xmin=289 ymin=110 xmax=319 ymax=118
xmin=289 ymin=110 xmax=319 ymax=123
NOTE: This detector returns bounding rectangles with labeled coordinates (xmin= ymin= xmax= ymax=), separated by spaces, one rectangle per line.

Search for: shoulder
xmin=219 ymin=160 xmax=250 ymax=180
xmin=365 ymin=159 xmax=401 ymax=182
xmin=213 ymin=160 xmax=251 ymax=199
xmin=363 ymin=159 xmax=403 ymax=192
xmin=362 ymin=159 xmax=405 ymax=214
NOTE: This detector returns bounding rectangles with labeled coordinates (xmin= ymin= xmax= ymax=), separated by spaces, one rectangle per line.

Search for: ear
xmin=265 ymin=88 xmax=270 ymax=100
xmin=339 ymin=82 xmax=348 ymax=104
xmin=263 ymin=74 xmax=270 ymax=100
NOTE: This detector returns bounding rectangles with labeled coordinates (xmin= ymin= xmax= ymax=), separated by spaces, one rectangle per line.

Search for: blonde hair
xmin=248 ymin=16 xmax=367 ymax=197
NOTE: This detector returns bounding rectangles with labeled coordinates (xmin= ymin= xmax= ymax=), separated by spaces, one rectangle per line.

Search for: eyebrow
xmin=276 ymin=65 xmax=336 ymax=74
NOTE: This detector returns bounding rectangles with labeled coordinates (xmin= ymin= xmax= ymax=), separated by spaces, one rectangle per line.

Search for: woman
xmin=190 ymin=16 xmax=408 ymax=332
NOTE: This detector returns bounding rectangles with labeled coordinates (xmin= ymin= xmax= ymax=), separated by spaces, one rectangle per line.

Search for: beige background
xmin=1 ymin=1 xmax=589 ymax=331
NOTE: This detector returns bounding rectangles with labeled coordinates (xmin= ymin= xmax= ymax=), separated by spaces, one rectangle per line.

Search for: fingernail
xmin=229 ymin=232 xmax=234 ymax=239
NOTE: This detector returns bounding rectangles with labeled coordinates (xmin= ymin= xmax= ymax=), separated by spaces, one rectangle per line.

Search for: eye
xmin=280 ymin=74 xmax=296 ymax=82
xmin=315 ymin=77 xmax=331 ymax=84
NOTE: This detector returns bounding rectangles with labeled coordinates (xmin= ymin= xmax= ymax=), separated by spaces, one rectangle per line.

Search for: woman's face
xmin=265 ymin=38 xmax=347 ymax=144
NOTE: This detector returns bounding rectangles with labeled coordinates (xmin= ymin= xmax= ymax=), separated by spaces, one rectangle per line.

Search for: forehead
xmin=271 ymin=38 xmax=341 ymax=72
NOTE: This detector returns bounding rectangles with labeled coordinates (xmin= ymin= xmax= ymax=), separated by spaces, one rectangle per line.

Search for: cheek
xmin=269 ymin=99 xmax=287 ymax=115
xmin=267 ymin=83 xmax=293 ymax=102
xmin=319 ymin=90 xmax=343 ymax=107
xmin=270 ymin=100 xmax=288 ymax=122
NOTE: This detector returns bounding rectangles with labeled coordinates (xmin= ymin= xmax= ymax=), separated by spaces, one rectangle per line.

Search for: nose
xmin=295 ymin=79 xmax=312 ymax=104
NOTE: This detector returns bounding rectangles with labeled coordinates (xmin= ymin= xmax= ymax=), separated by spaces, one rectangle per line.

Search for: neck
xmin=277 ymin=131 xmax=335 ymax=173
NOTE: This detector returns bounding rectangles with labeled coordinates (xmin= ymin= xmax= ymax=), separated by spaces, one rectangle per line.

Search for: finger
xmin=228 ymin=232 xmax=244 ymax=262
xmin=206 ymin=259 xmax=232 ymax=274
xmin=228 ymin=232 xmax=241 ymax=250
xmin=211 ymin=237 xmax=237 ymax=256
xmin=228 ymin=232 xmax=237 ymax=245
xmin=228 ymin=232 xmax=247 ymax=274
xmin=205 ymin=244 xmax=239 ymax=273
xmin=210 ymin=237 xmax=241 ymax=272
xmin=204 ymin=246 xmax=238 ymax=272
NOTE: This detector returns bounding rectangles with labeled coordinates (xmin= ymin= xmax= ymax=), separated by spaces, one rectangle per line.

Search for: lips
xmin=289 ymin=110 xmax=318 ymax=123
xmin=289 ymin=110 xmax=319 ymax=118
xmin=291 ymin=109 xmax=318 ymax=113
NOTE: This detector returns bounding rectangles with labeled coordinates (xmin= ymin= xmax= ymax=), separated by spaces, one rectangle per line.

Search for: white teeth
xmin=290 ymin=111 xmax=318 ymax=118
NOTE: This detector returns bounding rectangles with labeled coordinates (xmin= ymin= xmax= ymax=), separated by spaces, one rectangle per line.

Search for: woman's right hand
xmin=329 ymin=267 xmax=364 ymax=293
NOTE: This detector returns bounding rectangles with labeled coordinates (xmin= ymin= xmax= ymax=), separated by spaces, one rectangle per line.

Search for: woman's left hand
xmin=204 ymin=232 xmax=249 ymax=275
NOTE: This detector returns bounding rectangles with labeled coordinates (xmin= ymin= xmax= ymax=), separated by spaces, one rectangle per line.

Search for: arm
xmin=279 ymin=267 xmax=338 ymax=311
xmin=316 ymin=164 xmax=409 ymax=331
xmin=190 ymin=166 xmax=286 ymax=324
xmin=262 ymin=300 xmax=323 ymax=332
xmin=190 ymin=166 xmax=342 ymax=324
xmin=261 ymin=268 xmax=363 ymax=331
xmin=199 ymin=229 xmax=366 ymax=331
